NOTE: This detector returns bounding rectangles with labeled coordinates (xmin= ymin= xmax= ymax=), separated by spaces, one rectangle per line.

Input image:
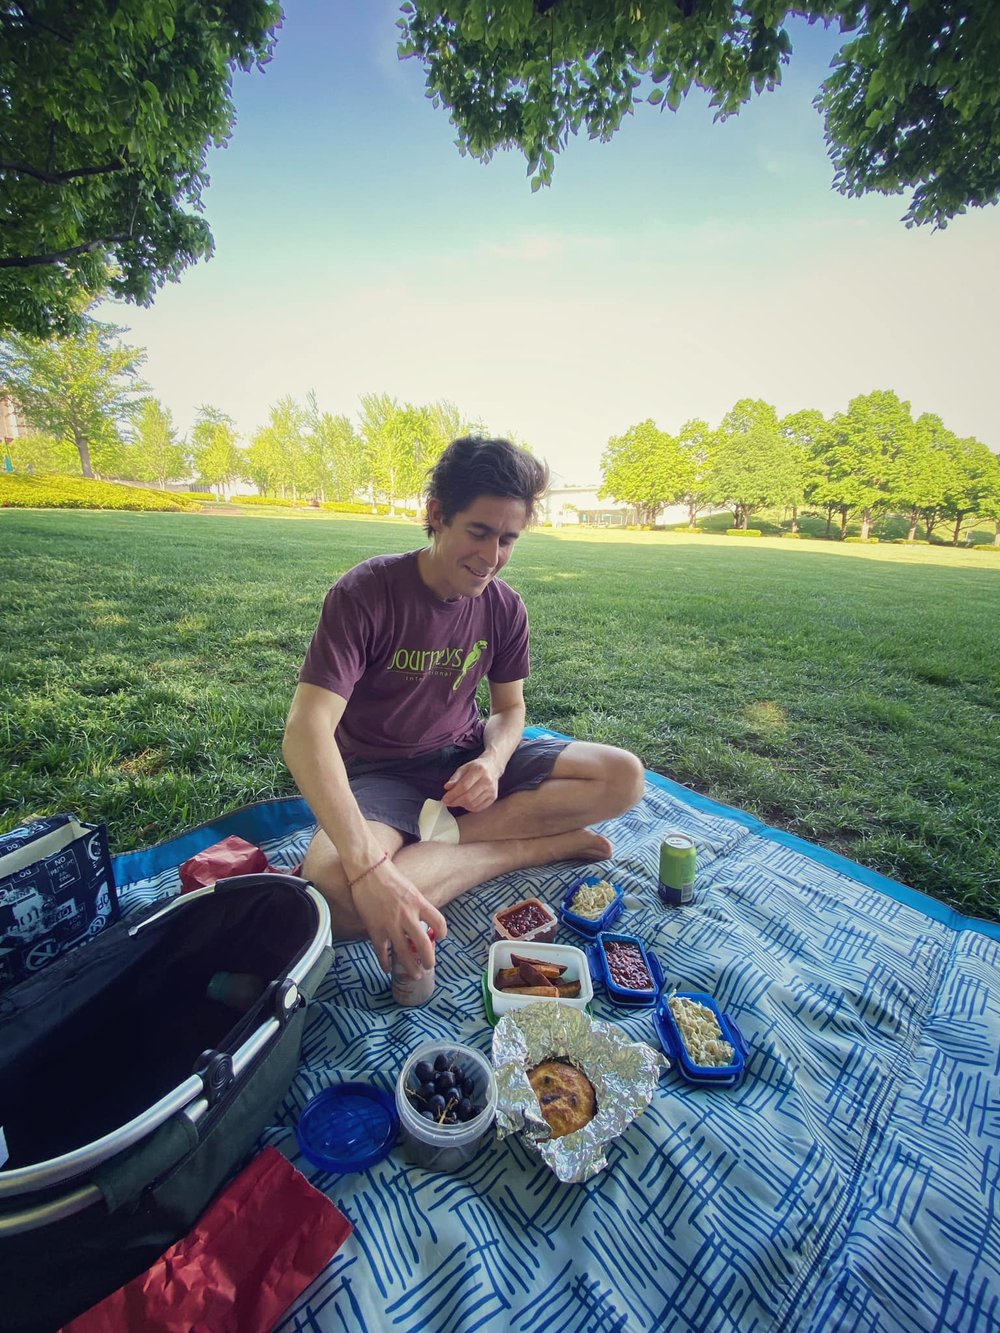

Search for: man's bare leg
xmin=455 ymin=741 xmax=645 ymax=844
xmin=302 ymin=819 xmax=611 ymax=941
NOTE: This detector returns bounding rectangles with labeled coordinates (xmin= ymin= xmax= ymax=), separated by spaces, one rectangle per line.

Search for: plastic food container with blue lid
xmin=653 ymin=991 xmax=749 ymax=1087
xmin=297 ymin=1081 xmax=400 ymax=1172
xmin=395 ymin=1039 xmax=497 ymax=1171
xmin=588 ymin=931 xmax=663 ymax=1006
xmin=560 ymin=875 xmax=625 ymax=938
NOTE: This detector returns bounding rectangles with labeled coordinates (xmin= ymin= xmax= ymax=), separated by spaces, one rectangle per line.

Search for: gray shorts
xmin=345 ymin=736 xmax=569 ymax=841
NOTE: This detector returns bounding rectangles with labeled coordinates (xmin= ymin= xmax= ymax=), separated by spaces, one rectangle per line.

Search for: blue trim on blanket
xmin=111 ymin=796 xmax=314 ymax=884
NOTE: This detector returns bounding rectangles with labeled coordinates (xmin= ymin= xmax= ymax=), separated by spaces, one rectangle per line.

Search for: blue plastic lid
xmin=297 ymin=1082 xmax=399 ymax=1172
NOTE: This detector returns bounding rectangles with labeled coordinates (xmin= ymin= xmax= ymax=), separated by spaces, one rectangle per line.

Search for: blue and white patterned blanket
xmin=113 ymin=732 xmax=1000 ymax=1333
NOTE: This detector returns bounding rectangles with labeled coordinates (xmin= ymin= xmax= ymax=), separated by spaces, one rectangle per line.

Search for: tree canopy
xmin=0 ymin=0 xmax=281 ymax=338
xmin=0 ymin=315 xmax=148 ymax=476
xmin=400 ymin=1 xmax=1000 ymax=226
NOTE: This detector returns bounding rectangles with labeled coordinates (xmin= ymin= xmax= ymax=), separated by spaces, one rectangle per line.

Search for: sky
xmin=101 ymin=1 xmax=1000 ymax=485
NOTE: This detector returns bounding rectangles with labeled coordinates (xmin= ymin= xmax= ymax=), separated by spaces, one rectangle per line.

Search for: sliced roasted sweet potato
xmin=517 ymin=960 xmax=555 ymax=987
xmin=510 ymin=953 xmax=567 ymax=977
xmin=502 ymin=983 xmax=561 ymax=996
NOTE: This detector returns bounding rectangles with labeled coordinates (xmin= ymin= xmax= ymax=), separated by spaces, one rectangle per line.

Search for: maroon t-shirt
xmin=298 ymin=551 xmax=531 ymax=761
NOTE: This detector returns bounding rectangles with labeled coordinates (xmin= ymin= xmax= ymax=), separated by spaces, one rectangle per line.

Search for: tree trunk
xmin=861 ymin=509 xmax=872 ymax=540
xmin=839 ymin=506 xmax=849 ymax=539
xmin=952 ymin=515 xmax=963 ymax=545
xmin=907 ymin=517 xmax=918 ymax=541
xmin=790 ymin=503 xmax=799 ymax=534
xmin=74 ymin=430 xmax=94 ymax=479
xmin=825 ymin=505 xmax=833 ymax=537
xmin=994 ymin=520 xmax=999 ymax=546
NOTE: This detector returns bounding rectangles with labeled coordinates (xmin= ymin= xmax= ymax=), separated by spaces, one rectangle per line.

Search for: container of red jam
xmin=491 ymin=897 xmax=558 ymax=945
xmin=590 ymin=932 xmax=662 ymax=1007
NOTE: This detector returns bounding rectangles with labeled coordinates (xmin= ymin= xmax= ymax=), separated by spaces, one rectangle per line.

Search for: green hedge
xmin=726 ymin=528 xmax=763 ymax=537
xmin=843 ymin=536 xmax=880 ymax=544
xmin=231 ymin=494 xmax=301 ymax=507
xmin=0 ymin=474 xmax=188 ymax=512
xmin=781 ymin=532 xmax=803 ymax=539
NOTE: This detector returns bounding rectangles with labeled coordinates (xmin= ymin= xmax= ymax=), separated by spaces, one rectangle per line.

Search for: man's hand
xmin=350 ymin=858 xmax=447 ymax=976
xmin=442 ymin=750 xmax=504 ymax=812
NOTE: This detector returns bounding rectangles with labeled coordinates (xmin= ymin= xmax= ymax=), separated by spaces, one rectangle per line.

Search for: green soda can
xmin=658 ymin=833 xmax=697 ymax=906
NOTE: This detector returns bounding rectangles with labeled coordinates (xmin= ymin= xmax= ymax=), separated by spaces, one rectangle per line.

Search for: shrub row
xmin=0 ymin=474 xmax=188 ymax=512
xmin=726 ymin=528 xmax=763 ymax=537
xmin=843 ymin=536 xmax=880 ymax=544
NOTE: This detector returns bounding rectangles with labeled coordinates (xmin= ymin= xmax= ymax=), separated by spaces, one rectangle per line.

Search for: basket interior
xmin=0 ymin=880 xmax=317 ymax=1167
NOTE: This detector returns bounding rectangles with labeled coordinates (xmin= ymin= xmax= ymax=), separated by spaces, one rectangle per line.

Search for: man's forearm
xmin=480 ymin=702 xmax=526 ymax=774
xmin=282 ymin=721 xmax=386 ymax=879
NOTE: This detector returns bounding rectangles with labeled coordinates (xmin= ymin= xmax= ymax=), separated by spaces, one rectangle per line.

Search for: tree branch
xmin=0 ymin=158 xmax=126 ymax=185
xmin=0 ymin=237 xmax=124 ymax=268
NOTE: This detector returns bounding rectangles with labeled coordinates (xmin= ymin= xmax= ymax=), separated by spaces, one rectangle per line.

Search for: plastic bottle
xmin=390 ymin=925 xmax=436 ymax=1007
xmin=206 ymin=971 xmax=265 ymax=1010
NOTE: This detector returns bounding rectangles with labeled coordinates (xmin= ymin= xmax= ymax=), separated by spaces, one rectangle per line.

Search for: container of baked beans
xmin=590 ymin=931 xmax=662 ymax=1007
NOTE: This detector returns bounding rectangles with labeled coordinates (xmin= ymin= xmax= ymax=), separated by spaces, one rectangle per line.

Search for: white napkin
xmin=418 ymin=799 xmax=460 ymax=844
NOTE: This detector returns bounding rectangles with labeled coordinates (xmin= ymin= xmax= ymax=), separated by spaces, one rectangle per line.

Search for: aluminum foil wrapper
xmin=492 ymin=1003 xmax=669 ymax=1183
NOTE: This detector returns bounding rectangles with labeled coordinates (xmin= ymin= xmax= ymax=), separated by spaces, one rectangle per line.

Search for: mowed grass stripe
xmin=1 ymin=510 xmax=997 ymax=921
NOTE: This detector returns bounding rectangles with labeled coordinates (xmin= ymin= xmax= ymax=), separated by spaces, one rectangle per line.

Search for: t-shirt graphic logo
xmin=453 ymin=640 xmax=488 ymax=691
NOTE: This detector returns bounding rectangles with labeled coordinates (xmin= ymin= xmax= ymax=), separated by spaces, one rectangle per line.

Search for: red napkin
xmin=63 ymin=1147 xmax=352 ymax=1333
xmin=179 ymin=835 xmax=276 ymax=894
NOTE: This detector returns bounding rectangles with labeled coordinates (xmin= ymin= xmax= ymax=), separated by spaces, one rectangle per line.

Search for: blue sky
xmin=103 ymin=1 xmax=1000 ymax=483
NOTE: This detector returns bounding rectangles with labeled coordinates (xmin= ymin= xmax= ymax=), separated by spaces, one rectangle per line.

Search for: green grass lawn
xmin=2 ymin=509 xmax=998 ymax=921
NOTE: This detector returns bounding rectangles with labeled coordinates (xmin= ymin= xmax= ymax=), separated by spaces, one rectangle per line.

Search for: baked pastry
xmin=527 ymin=1059 xmax=597 ymax=1138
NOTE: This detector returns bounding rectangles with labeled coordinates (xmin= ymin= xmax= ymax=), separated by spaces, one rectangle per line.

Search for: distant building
xmin=541 ymin=479 xmax=693 ymax=528
xmin=1 ymin=393 xmax=27 ymax=444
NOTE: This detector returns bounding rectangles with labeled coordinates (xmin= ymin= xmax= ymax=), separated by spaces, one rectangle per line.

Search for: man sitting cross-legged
xmin=283 ymin=436 xmax=645 ymax=977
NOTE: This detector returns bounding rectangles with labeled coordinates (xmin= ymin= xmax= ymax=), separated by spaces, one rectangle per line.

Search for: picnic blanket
xmin=112 ymin=729 xmax=1000 ymax=1333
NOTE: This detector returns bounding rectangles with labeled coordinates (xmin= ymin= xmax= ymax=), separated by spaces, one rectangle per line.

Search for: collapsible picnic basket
xmin=0 ymin=873 xmax=333 ymax=1332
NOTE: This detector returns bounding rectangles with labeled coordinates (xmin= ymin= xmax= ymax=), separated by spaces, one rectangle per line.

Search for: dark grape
xmin=433 ymin=1053 xmax=450 ymax=1072
xmin=421 ymin=1109 xmax=437 ymax=1122
xmin=435 ymin=1070 xmax=455 ymax=1092
xmin=428 ymin=1093 xmax=447 ymax=1115
xmin=456 ymin=1097 xmax=474 ymax=1121
xmin=420 ymin=1080 xmax=436 ymax=1100
xmin=414 ymin=1061 xmax=434 ymax=1083
xmin=461 ymin=1077 xmax=475 ymax=1097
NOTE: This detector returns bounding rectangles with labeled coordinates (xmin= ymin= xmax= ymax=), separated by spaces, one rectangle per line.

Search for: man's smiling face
xmin=421 ymin=494 xmax=528 ymax=601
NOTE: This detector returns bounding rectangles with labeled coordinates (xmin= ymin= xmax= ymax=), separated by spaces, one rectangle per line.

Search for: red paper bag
xmin=62 ymin=1147 xmax=352 ymax=1333
xmin=178 ymin=835 xmax=276 ymax=894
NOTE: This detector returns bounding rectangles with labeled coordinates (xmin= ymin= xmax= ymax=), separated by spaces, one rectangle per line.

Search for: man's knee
xmin=602 ymin=747 xmax=645 ymax=813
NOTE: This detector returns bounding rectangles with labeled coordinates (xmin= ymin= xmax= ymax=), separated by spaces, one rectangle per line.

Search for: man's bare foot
xmin=540 ymin=828 xmax=613 ymax=864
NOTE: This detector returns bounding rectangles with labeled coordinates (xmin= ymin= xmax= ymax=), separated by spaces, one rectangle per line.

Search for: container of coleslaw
xmin=653 ymin=991 xmax=749 ymax=1087
xmin=559 ymin=875 xmax=625 ymax=938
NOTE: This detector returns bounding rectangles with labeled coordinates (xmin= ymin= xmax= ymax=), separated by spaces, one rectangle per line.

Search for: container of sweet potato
xmin=486 ymin=940 xmax=593 ymax=1019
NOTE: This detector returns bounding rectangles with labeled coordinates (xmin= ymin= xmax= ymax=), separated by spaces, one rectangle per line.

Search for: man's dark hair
xmin=424 ymin=436 xmax=550 ymax=535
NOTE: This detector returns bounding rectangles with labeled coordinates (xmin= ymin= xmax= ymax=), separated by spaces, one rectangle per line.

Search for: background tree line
xmin=601 ymin=397 xmax=1000 ymax=546
xmin=0 ymin=315 xmax=479 ymax=508
xmin=3 ymin=312 xmax=1000 ymax=544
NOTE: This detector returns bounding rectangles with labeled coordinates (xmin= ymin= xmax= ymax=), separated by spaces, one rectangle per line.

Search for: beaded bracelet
xmin=347 ymin=850 xmax=389 ymax=891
